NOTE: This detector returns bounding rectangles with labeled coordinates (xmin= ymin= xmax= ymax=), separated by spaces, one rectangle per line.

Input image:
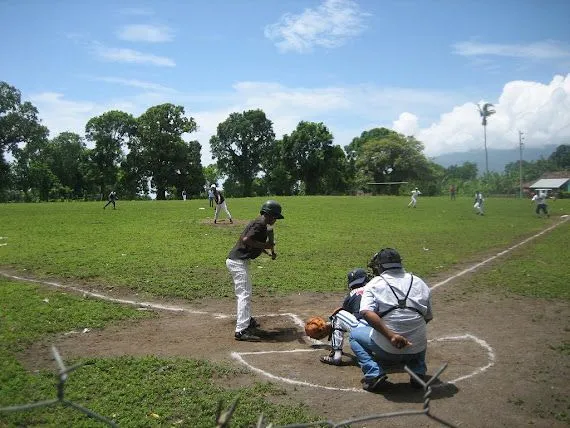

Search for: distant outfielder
xmin=531 ymin=192 xmax=550 ymax=218
xmin=103 ymin=191 xmax=117 ymax=210
xmin=408 ymin=188 xmax=421 ymax=208
xmin=473 ymin=191 xmax=484 ymax=215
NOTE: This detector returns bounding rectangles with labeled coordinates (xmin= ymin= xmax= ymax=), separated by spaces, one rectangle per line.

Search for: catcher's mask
xmin=368 ymin=248 xmax=403 ymax=275
xmin=260 ymin=200 xmax=284 ymax=219
xmin=347 ymin=268 xmax=369 ymax=289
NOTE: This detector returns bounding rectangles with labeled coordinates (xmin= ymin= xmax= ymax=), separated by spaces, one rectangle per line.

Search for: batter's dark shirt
xmin=228 ymin=217 xmax=268 ymax=260
xmin=214 ymin=190 xmax=225 ymax=204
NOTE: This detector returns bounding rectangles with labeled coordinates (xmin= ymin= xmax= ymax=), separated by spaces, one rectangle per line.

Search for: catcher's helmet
xmin=260 ymin=200 xmax=284 ymax=219
xmin=347 ymin=268 xmax=369 ymax=289
xmin=368 ymin=248 xmax=403 ymax=274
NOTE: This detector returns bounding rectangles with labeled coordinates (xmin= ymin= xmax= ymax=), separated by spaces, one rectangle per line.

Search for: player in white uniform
xmin=473 ymin=191 xmax=484 ymax=215
xmin=408 ymin=188 xmax=421 ymax=208
xmin=531 ymin=192 xmax=550 ymax=217
xmin=212 ymin=184 xmax=233 ymax=224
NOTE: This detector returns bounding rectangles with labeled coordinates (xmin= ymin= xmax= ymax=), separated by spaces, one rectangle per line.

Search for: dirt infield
xmin=18 ymin=277 xmax=569 ymax=427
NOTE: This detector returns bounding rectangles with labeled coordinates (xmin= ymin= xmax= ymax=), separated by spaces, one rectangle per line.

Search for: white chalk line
xmin=430 ymin=216 xmax=569 ymax=291
xmin=232 ymin=333 xmax=495 ymax=392
xmin=0 ymin=216 xmax=566 ymax=391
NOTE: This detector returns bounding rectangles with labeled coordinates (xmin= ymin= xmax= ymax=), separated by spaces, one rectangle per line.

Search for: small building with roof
xmin=529 ymin=176 xmax=570 ymax=197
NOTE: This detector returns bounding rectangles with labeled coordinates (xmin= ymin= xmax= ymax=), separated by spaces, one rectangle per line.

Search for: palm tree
xmin=477 ymin=103 xmax=496 ymax=174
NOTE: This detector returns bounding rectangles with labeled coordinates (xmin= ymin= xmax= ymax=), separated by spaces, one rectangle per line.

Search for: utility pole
xmin=519 ymin=131 xmax=525 ymax=198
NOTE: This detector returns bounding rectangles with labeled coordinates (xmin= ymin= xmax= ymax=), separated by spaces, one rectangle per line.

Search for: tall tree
xmin=281 ymin=121 xmax=339 ymax=195
xmin=0 ymin=81 xmax=48 ymax=196
xmin=137 ymin=103 xmax=199 ymax=200
xmin=46 ymin=132 xmax=89 ymax=198
xmin=210 ymin=109 xmax=275 ymax=197
xmin=203 ymin=164 xmax=221 ymax=187
xmin=85 ymin=110 xmax=137 ymax=195
xmin=353 ymin=129 xmax=432 ymax=194
xmin=445 ymin=162 xmax=478 ymax=181
xmin=261 ymin=139 xmax=297 ymax=196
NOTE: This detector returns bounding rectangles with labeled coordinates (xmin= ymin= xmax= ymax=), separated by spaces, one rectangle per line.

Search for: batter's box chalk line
xmin=231 ymin=320 xmax=495 ymax=393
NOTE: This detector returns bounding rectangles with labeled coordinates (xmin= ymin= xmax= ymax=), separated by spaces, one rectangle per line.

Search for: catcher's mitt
xmin=304 ymin=316 xmax=330 ymax=340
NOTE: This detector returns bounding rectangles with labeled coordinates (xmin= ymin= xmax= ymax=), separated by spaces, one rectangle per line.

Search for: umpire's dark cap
xmin=347 ymin=268 xmax=369 ymax=289
xmin=378 ymin=248 xmax=403 ymax=269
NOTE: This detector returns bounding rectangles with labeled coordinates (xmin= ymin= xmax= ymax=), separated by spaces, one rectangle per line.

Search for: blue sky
xmin=2 ymin=0 xmax=569 ymax=165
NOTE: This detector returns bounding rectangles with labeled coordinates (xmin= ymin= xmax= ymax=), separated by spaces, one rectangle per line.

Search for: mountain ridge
xmin=431 ymin=145 xmax=558 ymax=174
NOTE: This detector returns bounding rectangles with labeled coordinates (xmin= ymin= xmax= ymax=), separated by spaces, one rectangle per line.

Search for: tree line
xmin=1 ymin=81 xmax=568 ymax=202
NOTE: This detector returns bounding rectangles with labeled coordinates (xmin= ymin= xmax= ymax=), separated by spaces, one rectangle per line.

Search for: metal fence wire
xmin=1 ymin=346 xmax=457 ymax=427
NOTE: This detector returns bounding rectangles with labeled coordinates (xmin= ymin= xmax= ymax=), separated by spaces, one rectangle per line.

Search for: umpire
xmin=350 ymin=248 xmax=433 ymax=392
xmin=226 ymin=200 xmax=284 ymax=341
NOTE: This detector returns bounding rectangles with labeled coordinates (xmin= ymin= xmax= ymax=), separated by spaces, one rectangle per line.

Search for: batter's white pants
xmin=215 ymin=202 xmax=232 ymax=221
xmin=408 ymin=197 xmax=417 ymax=207
xmin=330 ymin=310 xmax=366 ymax=351
xmin=474 ymin=202 xmax=484 ymax=214
xmin=226 ymin=258 xmax=251 ymax=332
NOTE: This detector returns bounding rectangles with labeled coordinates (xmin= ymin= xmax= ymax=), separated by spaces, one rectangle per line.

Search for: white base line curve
xmin=232 ymin=333 xmax=496 ymax=392
xmin=231 ymin=350 xmax=363 ymax=393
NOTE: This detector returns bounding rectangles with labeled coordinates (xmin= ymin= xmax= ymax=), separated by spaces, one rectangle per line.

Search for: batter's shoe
xmin=235 ymin=327 xmax=260 ymax=342
xmin=361 ymin=374 xmax=388 ymax=392
xmin=229 ymin=218 xmax=233 ymax=224
xmin=248 ymin=317 xmax=260 ymax=329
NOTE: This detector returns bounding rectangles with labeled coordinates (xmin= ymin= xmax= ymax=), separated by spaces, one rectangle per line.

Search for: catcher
xmin=305 ymin=268 xmax=370 ymax=366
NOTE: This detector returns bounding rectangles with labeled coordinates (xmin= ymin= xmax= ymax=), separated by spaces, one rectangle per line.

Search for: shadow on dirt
xmin=368 ymin=375 xmax=460 ymax=403
xmin=255 ymin=327 xmax=305 ymax=343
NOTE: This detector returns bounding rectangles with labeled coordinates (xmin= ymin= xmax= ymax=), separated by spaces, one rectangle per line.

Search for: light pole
xmin=477 ymin=103 xmax=496 ymax=175
xmin=519 ymin=131 xmax=524 ymax=198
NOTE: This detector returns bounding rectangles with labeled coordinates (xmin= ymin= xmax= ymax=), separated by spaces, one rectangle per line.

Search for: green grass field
xmin=1 ymin=196 xmax=569 ymax=426
xmin=1 ymin=196 xmax=568 ymax=299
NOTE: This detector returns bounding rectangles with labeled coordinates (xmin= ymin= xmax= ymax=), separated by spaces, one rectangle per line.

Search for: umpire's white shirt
xmin=359 ymin=270 xmax=432 ymax=354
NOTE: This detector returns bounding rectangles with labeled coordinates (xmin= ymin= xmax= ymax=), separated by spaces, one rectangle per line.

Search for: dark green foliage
xmin=210 ymin=109 xmax=275 ymax=197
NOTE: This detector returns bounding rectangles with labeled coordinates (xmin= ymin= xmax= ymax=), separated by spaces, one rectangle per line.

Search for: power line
xmin=519 ymin=131 xmax=525 ymax=199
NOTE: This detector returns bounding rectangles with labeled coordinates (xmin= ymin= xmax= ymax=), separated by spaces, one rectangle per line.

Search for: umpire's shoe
xmin=361 ymin=374 xmax=388 ymax=392
xmin=235 ymin=327 xmax=261 ymax=342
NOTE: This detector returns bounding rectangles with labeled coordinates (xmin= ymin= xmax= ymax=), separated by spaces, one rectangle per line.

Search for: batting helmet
xmin=260 ymin=200 xmax=284 ymax=219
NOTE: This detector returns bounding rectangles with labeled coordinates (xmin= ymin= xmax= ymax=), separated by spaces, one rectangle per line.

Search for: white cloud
xmin=453 ymin=40 xmax=570 ymax=60
xmin=264 ymin=0 xmax=368 ymax=53
xmin=117 ymin=24 xmax=174 ymax=43
xmin=93 ymin=43 xmax=175 ymax=67
xmin=26 ymin=75 xmax=570 ymax=166
xmin=392 ymin=112 xmax=419 ymax=136
xmin=416 ymin=74 xmax=570 ymax=156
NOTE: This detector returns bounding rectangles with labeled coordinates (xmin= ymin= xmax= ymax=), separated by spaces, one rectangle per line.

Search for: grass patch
xmin=0 ymin=279 xmax=318 ymax=427
xmin=1 ymin=196 xmax=568 ymax=300
xmin=461 ymin=223 xmax=570 ymax=299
